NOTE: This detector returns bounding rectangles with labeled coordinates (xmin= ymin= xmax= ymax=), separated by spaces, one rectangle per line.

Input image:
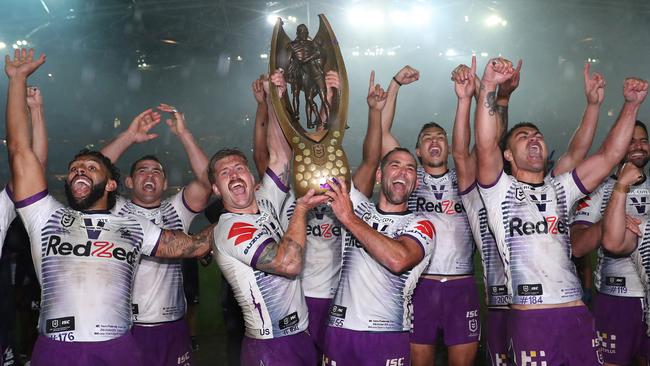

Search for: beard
xmin=64 ymin=178 xmax=107 ymax=211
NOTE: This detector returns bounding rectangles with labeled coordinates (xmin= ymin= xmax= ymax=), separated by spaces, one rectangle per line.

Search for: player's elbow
xmin=280 ymin=261 xmax=302 ymax=278
xmin=385 ymin=254 xmax=415 ymax=275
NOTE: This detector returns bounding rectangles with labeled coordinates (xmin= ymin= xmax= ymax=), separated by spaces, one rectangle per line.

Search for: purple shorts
xmin=592 ymin=292 xmax=645 ymax=365
xmin=508 ymin=306 xmax=602 ymax=366
xmin=410 ymin=276 xmax=481 ymax=346
xmin=240 ymin=331 xmax=315 ymax=366
xmin=132 ymin=318 xmax=193 ymax=366
xmin=306 ymin=296 xmax=331 ymax=353
xmin=323 ymin=326 xmax=409 ymax=366
xmin=485 ymin=308 xmax=509 ymax=366
xmin=31 ymin=332 xmax=144 ymax=366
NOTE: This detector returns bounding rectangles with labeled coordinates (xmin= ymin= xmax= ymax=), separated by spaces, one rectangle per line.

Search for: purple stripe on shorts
xmin=181 ymin=188 xmax=202 ymax=213
xmin=458 ymin=180 xmax=477 ymax=196
xmin=266 ymin=168 xmax=289 ymax=193
xmin=251 ymin=238 xmax=274 ymax=268
xmin=570 ymin=220 xmax=593 ymax=228
xmin=477 ymin=170 xmax=503 ymax=189
xmin=149 ymin=229 xmax=163 ymax=257
xmin=14 ymin=189 xmax=48 ymax=208
xmin=402 ymin=234 xmax=426 ymax=261
xmin=572 ymin=169 xmax=591 ymax=195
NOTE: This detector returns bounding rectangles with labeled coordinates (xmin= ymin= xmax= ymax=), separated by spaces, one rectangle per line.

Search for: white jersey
xmin=479 ymin=170 xmax=586 ymax=305
xmin=16 ymin=191 xmax=161 ymax=342
xmin=0 ymin=188 xmax=16 ymax=255
xmin=571 ymin=177 xmax=650 ymax=297
xmin=213 ymin=171 xmax=307 ymax=340
xmin=328 ymin=187 xmax=435 ymax=332
xmin=280 ymin=191 xmax=342 ymax=299
xmin=460 ymin=184 xmax=509 ymax=307
xmin=409 ymin=168 xmax=474 ymax=275
xmin=112 ymin=191 xmax=198 ymax=324
xmin=631 ymin=219 xmax=650 ymax=336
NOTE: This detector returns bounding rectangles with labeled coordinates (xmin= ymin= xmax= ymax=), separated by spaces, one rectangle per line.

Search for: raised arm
xmin=325 ymin=179 xmax=424 ymax=274
xmin=251 ymin=76 xmax=270 ymax=179
xmin=475 ymin=58 xmax=515 ymax=186
xmin=5 ymin=48 xmax=47 ymax=201
xmin=380 ymin=65 xmax=420 ymax=157
xmin=451 ymin=57 xmax=477 ymax=192
xmin=574 ymin=78 xmax=648 ymax=192
xmin=601 ymin=163 xmax=643 ymax=255
xmin=267 ymin=70 xmax=293 ymax=185
xmin=158 ymin=103 xmax=212 ymax=212
xmin=26 ymin=86 xmax=48 ymax=169
xmin=552 ymin=63 xmax=605 ymax=176
xmin=100 ymin=109 xmax=161 ymax=163
xmin=255 ymin=189 xmax=328 ymax=277
xmin=494 ymin=59 xmax=522 ymax=137
xmin=353 ymin=71 xmax=387 ymax=197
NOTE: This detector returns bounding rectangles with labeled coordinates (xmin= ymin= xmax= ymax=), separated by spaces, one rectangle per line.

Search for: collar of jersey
xmin=516 ymin=179 xmax=545 ymax=188
xmin=129 ymin=200 xmax=161 ymax=210
xmin=375 ymin=204 xmax=411 ymax=216
xmin=80 ymin=209 xmax=111 ymax=215
xmin=424 ymin=169 xmax=449 ymax=181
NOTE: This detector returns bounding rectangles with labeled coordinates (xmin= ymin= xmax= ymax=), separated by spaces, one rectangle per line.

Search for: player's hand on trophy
xmin=394 ymin=65 xmax=420 ymax=86
xmin=323 ymin=178 xmax=355 ymax=224
xmin=270 ymin=68 xmax=287 ymax=97
xmin=126 ymin=108 xmax=161 ymax=143
xmin=4 ymin=48 xmax=45 ymax=79
xmin=26 ymin=85 xmax=43 ymax=109
xmin=451 ymin=56 xmax=476 ymax=100
xmin=295 ymin=188 xmax=330 ymax=212
xmin=252 ymin=75 xmax=266 ymax=105
xmin=481 ymin=57 xmax=514 ymax=86
xmin=325 ymin=70 xmax=340 ymax=105
xmin=623 ymin=77 xmax=648 ymax=106
xmin=583 ymin=63 xmax=605 ymax=106
xmin=158 ymin=103 xmax=188 ymax=137
xmin=497 ymin=59 xmax=522 ymax=98
xmin=367 ymin=71 xmax=388 ymax=111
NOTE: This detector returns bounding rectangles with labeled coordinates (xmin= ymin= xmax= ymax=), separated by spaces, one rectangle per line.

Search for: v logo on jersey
xmin=415 ymin=220 xmax=435 ymax=239
xmin=529 ymin=193 xmax=548 ymax=212
xmin=430 ymin=185 xmax=445 ymax=200
xmin=313 ymin=205 xmax=328 ymax=220
xmin=228 ymin=222 xmax=257 ymax=246
xmin=83 ymin=218 xmax=106 ymax=240
xmin=629 ymin=196 xmax=647 ymax=214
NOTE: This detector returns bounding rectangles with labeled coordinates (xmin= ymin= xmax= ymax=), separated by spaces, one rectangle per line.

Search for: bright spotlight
xmin=0 ymin=42 xmax=5 ymax=50
xmin=347 ymin=7 xmax=384 ymax=28
xmin=445 ymin=49 xmax=458 ymax=57
xmin=480 ymin=52 xmax=489 ymax=57
xmin=485 ymin=14 xmax=507 ymax=27
xmin=12 ymin=44 xmax=18 ymax=49
xmin=387 ymin=50 xmax=396 ymax=56
xmin=351 ymin=51 xmax=360 ymax=57
xmin=267 ymin=14 xmax=281 ymax=26
xmin=260 ymin=53 xmax=268 ymax=59
xmin=287 ymin=16 xmax=297 ymax=23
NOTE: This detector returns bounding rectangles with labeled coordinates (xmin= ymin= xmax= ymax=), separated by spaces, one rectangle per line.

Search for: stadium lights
xmin=485 ymin=14 xmax=507 ymax=27
xmin=0 ymin=42 xmax=5 ymax=50
xmin=267 ymin=14 xmax=297 ymax=26
xmin=350 ymin=5 xmax=433 ymax=27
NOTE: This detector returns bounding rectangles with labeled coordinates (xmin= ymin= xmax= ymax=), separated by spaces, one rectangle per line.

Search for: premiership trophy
xmin=269 ymin=14 xmax=351 ymax=197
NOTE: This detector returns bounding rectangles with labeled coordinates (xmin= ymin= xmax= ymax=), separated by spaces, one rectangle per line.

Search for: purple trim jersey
xmin=16 ymin=192 xmax=162 ymax=342
xmin=572 ymin=177 xmax=650 ymax=297
xmin=460 ymin=184 xmax=509 ymax=307
xmin=0 ymin=188 xmax=16 ymax=256
xmin=328 ymin=187 xmax=435 ymax=332
xmin=408 ymin=168 xmax=474 ymax=275
xmin=112 ymin=190 xmax=198 ymax=324
xmin=213 ymin=171 xmax=308 ymax=340
xmin=631 ymin=219 xmax=650 ymax=335
xmin=478 ymin=170 xmax=586 ymax=305
xmin=281 ymin=192 xmax=342 ymax=299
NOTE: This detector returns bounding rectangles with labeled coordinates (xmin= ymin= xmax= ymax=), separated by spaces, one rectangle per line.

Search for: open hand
xmin=5 ymin=48 xmax=46 ymax=79
xmin=158 ymin=103 xmax=187 ymax=136
xmin=126 ymin=108 xmax=161 ymax=143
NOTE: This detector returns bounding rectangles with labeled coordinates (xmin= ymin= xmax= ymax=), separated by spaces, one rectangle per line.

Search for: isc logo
xmin=385 ymin=358 xmax=405 ymax=366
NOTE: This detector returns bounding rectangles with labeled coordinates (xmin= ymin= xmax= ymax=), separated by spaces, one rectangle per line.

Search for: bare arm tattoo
xmin=255 ymin=236 xmax=304 ymax=277
xmin=484 ymin=91 xmax=497 ymax=116
xmin=278 ymin=162 xmax=291 ymax=186
xmin=155 ymin=225 xmax=215 ymax=258
xmin=496 ymin=105 xmax=509 ymax=135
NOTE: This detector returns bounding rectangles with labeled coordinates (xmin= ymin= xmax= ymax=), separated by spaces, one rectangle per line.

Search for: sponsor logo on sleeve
xmin=414 ymin=220 xmax=435 ymax=239
xmin=575 ymin=197 xmax=591 ymax=212
xmin=227 ymin=222 xmax=258 ymax=246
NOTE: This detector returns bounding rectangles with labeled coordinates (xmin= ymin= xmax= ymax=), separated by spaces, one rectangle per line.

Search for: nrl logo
xmin=515 ymin=188 xmax=526 ymax=201
xmin=60 ymin=213 xmax=75 ymax=227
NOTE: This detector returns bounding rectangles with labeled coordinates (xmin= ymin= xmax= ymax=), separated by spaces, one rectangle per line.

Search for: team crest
xmin=60 ymin=213 xmax=75 ymax=227
xmin=515 ymin=188 xmax=526 ymax=201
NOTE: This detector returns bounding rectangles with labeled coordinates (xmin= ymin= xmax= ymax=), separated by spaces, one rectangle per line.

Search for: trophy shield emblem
xmin=269 ymin=14 xmax=351 ymax=197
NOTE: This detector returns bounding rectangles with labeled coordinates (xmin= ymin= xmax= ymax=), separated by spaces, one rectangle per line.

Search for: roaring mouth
xmin=392 ymin=177 xmax=407 ymax=190
xmin=229 ymin=179 xmax=246 ymax=195
xmin=143 ymin=181 xmax=156 ymax=192
xmin=71 ymin=176 xmax=92 ymax=196
xmin=527 ymin=142 xmax=543 ymax=160
xmin=429 ymin=145 xmax=441 ymax=157
xmin=629 ymin=150 xmax=648 ymax=160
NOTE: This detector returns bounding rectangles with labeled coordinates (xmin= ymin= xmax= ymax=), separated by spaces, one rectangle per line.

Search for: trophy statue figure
xmin=270 ymin=14 xmax=351 ymax=197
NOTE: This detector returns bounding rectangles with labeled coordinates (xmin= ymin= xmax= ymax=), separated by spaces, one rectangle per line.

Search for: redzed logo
xmin=228 ymin=222 xmax=257 ymax=246
xmin=415 ymin=220 xmax=435 ymax=239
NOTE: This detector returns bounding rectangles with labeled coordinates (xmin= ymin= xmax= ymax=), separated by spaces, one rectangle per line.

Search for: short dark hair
xmin=129 ymin=155 xmax=166 ymax=177
xmin=208 ymin=148 xmax=249 ymax=185
xmin=635 ymin=120 xmax=648 ymax=138
xmin=415 ymin=122 xmax=447 ymax=148
xmin=500 ymin=122 xmax=541 ymax=174
xmin=68 ymin=149 xmax=120 ymax=208
xmin=380 ymin=147 xmax=416 ymax=171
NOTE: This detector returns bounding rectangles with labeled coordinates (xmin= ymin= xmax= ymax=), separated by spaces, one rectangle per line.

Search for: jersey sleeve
xmin=555 ymin=169 xmax=590 ymax=210
xmin=133 ymin=216 xmax=164 ymax=256
xmin=171 ymin=189 xmax=200 ymax=231
xmin=571 ymin=183 xmax=605 ymax=227
xmin=111 ymin=195 xmax=128 ymax=215
xmin=349 ymin=184 xmax=371 ymax=209
xmin=398 ymin=214 xmax=436 ymax=259
xmin=477 ymin=170 xmax=511 ymax=209
xmin=213 ymin=215 xmax=279 ymax=269
xmin=14 ymin=190 xmax=62 ymax=236
xmin=258 ymin=168 xmax=290 ymax=208
xmin=0 ymin=187 xmax=16 ymax=253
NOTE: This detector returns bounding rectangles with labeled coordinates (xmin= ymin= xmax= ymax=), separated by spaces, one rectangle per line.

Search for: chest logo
xmin=515 ymin=188 xmax=526 ymax=201
xmin=228 ymin=222 xmax=258 ymax=246
xmin=430 ymin=184 xmax=445 ymax=200
xmin=629 ymin=196 xmax=648 ymax=214
xmin=83 ymin=218 xmax=107 ymax=240
xmin=60 ymin=213 xmax=75 ymax=227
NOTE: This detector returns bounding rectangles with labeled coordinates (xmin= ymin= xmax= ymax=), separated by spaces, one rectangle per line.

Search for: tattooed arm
xmin=255 ymin=189 xmax=328 ymax=277
xmin=475 ymin=57 xmax=515 ymax=186
xmin=155 ymin=223 xmax=216 ymax=258
xmin=266 ymin=70 xmax=292 ymax=186
xmin=495 ymin=60 xmax=521 ymax=140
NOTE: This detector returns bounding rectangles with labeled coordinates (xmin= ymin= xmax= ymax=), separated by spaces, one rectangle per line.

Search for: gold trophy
xmin=269 ymin=14 xmax=351 ymax=197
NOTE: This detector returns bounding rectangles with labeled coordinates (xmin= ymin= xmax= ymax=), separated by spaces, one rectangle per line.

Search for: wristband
xmin=613 ymin=183 xmax=630 ymax=194
xmin=392 ymin=76 xmax=402 ymax=86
